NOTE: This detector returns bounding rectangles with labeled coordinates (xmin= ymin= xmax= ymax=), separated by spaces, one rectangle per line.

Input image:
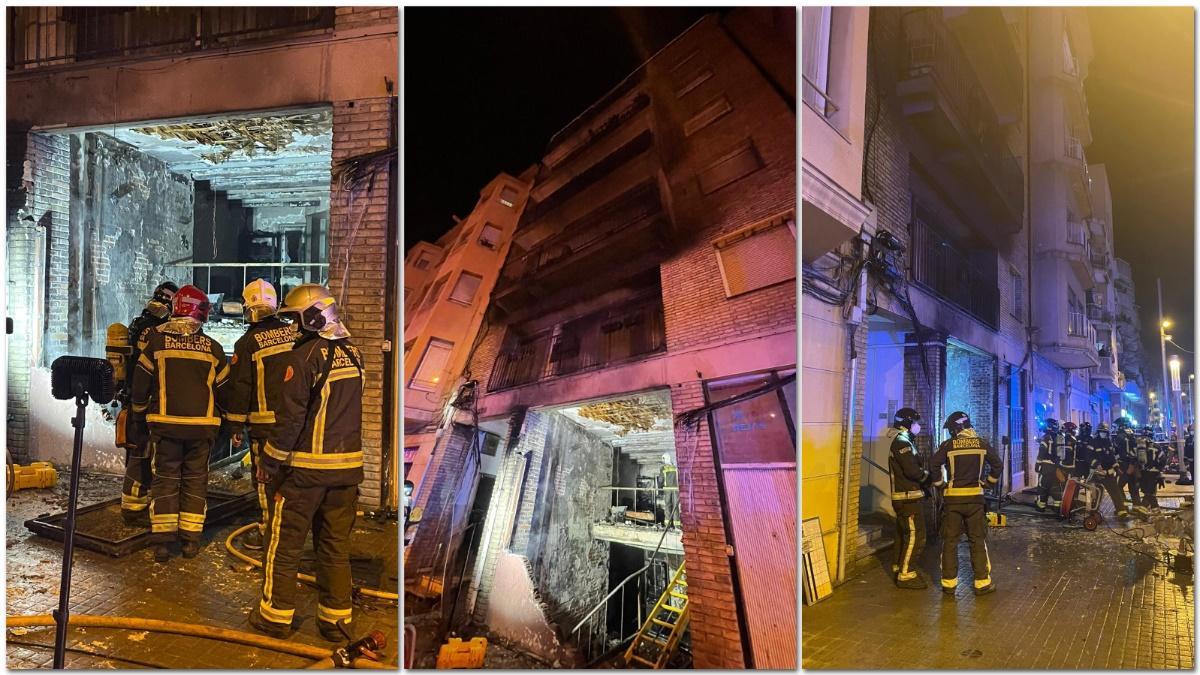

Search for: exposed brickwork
xmin=328 ymin=97 xmax=395 ymax=507
xmin=6 ymin=129 xmax=35 ymax=463
xmin=671 ymin=381 xmax=746 ymax=669
xmin=334 ymin=6 xmax=398 ymax=32
xmin=31 ymin=133 xmax=71 ymax=368
xmin=404 ymin=422 xmax=472 ymax=575
xmin=470 ymin=411 xmax=526 ymax=623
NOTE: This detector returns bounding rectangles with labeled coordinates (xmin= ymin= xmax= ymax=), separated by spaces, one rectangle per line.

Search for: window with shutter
xmin=714 ymin=212 xmax=797 ymax=297
xmin=410 ymin=338 xmax=454 ymax=391
xmin=479 ymin=223 xmax=502 ymax=249
xmin=449 ymin=271 xmax=483 ymax=305
xmin=499 ymin=186 xmax=519 ymax=207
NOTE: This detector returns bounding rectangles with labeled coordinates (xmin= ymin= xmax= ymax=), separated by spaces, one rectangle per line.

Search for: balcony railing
xmin=900 ymin=10 xmax=1024 ymax=219
xmin=910 ymin=210 xmax=1000 ymax=329
xmin=1067 ymin=309 xmax=1094 ymax=341
xmin=489 ymin=293 xmax=666 ymax=391
xmin=8 ymin=7 xmax=334 ymax=70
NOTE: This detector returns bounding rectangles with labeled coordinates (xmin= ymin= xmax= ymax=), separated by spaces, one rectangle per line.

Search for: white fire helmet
xmin=242 ymin=278 xmax=279 ymax=323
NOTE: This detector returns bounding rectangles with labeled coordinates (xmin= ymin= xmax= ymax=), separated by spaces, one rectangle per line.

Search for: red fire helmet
xmin=171 ymin=284 xmax=211 ymax=321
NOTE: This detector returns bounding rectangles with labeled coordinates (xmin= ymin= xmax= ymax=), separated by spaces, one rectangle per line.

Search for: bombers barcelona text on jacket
xmin=130 ymin=318 xmax=231 ymax=440
xmin=263 ymin=334 xmax=365 ymax=486
xmin=222 ymin=317 xmax=299 ymax=435
xmin=930 ymin=429 xmax=1003 ymax=504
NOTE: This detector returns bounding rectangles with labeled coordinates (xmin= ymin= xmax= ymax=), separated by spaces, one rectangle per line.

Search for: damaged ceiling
xmin=557 ymin=391 xmax=675 ymax=465
xmin=105 ymin=108 xmax=332 ymax=209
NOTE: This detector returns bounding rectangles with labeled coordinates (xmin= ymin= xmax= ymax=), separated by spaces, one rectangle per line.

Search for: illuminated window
xmin=479 ymin=223 xmax=502 ymax=249
xmin=499 ymin=186 xmax=519 ymax=208
xmin=411 ymin=338 xmax=454 ymax=391
xmin=449 ymin=271 xmax=483 ymax=305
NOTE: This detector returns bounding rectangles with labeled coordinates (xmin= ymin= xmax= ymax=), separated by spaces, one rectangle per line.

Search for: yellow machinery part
xmin=986 ymin=511 xmax=1007 ymax=527
xmin=8 ymin=462 xmax=58 ymax=494
xmin=436 ymin=637 xmax=487 ymax=669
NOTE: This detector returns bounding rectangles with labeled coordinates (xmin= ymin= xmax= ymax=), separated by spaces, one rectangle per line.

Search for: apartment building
xmin=6 ymin=7 xmax=399 ymax=507
xmin=402 ymin=171 xmax=533 ymax=497
xmin=406 ymin=9 xmax=797 ymax=668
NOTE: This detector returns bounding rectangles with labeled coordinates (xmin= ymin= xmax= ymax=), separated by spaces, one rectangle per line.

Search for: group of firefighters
xmin=884 ymin=406 xmax=1194 ymax=595
xmin=108 ymin=278 xmax=366 ymax=642
xmin=1035 ymin=418 xmax=1193 ymax=516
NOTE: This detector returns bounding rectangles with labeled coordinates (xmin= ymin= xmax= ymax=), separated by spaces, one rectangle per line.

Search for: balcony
xmin=8 ymin=7 xmax=334 ymax=70
xmin=896 ymin=10 xmax=1024 ymax=230
xmin=1064 ymin=219 xmax=1093 ymax=281
xmin=1062 ymin=136 xmax=1093 ymax=218
xmin=910 ymin=210 xmax=1000 ymax=330
xmin=488 ymin=293 xmax=666 ymax=392
xmin=493 ymin=179 xmax=669 ymax=319
xmin=1092 ymin=353 xmax=1123 ymax=393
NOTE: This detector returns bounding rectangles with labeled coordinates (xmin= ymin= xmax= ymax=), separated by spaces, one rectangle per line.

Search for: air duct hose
xmin=225 ymin=523 xmax=399 ymax=601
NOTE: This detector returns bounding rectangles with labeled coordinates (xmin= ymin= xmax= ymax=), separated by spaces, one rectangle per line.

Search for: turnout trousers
xmin=1140 ymin=471 xmax=1161 ymax=509
xmin=892 ymin=500 xmax=926 ymax=581
xmin=1036 ymin=463 xmax=1060 ymax=508
xmin=1119 ymin=464 xmax=1142 ymax=508
xmin=258 ymin=477 xmax=358 ymax=630
xmin=121 ymin=441 xmax=153 ymax=517
xmin=248 ymin=438 xmax=273 ymax=535
xmin=149 ymin=436 xmax=212 ymax=543
xmin=940 ymin=501 xmax=991 ymax=590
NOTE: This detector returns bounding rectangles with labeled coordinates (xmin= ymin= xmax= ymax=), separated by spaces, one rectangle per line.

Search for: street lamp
xmin=1159 ymin=318 xmax=1172 ymax=432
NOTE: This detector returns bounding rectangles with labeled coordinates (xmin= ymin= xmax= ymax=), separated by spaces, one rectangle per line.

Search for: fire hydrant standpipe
xmin=225 ymin=523 xmax=399 ymax=601
xmin=7 ymin=614 xmax=397 ymax=669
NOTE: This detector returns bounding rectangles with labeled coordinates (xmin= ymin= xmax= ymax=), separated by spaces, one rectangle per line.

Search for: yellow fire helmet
xmin=242 ymin=278 xmax=279 ymax=323
xmin=279 ymin=283 xmax=350 ymax=339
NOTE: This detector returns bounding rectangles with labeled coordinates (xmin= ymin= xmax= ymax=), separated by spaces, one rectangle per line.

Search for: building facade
xmin=407 ymin=9 xmax=797 ymax=669
xmin=5 ymin=7 xmax=400 ymax=508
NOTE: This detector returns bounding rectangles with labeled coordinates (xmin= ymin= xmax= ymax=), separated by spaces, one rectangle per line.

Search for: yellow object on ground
xmin=7 ymin=462 xmax=58 ymax=494
xmin=625 ymin=563 xmax=690 ymax=668
xmin=225 ymin=522 xmax=399 ymax=601
xmin=987 ymin=511 xmax=1007 ymax=527
xmin=436 ymin=637 xmax=487 ymax=669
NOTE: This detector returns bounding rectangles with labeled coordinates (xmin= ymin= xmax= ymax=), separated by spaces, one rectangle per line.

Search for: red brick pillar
xmin=670 ymin=381 xmax=746 ymax=669
xmin=329 ymin=97 xmax=395 ymax=507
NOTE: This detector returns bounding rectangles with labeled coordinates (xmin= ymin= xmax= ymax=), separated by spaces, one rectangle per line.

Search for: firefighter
xmin=1060 ymin=421 xmax=1080 ymax=480
xmin=116 ymin=281 xmax=178 ymax=525
xmin=1088 ymin=423 xmax=1127 ymax=517
xmin=248 ymin=284 xmax=365 ymax=642
xmin=1074 ymin=421 xmax=1094 ymax=480
xmin=931 ymin=412 xmax=1002 ymax=596
xmin=1179 ymin=425 xmax=1195 ymax=486
xmin=131 ymin=285 xmax=229 ymax=562
xmin=1115 ymin=419 xmax=1142 ymax=509
xmin=1035 ymin=419 xmax=1063 ymax=511
xmin=222 ymin=279 xmax=297 ymax=550
xmin=658 ymin=453 xmax=680 ymax=530
xmin=1137 ymin=426 xmax=1164 ymax=512
xmin=886 ymin=407 xmax=930 ymax=589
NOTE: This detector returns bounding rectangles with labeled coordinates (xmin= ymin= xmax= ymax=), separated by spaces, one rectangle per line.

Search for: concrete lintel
xmin=593 ymin=522 xmax=685 ymax=554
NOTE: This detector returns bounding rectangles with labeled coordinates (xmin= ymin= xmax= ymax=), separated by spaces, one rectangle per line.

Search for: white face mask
xmin=910 ymin=422 xmax=922 ymax=436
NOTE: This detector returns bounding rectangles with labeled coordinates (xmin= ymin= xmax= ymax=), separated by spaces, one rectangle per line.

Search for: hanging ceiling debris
xmin=130 ymin=111 xmax=332 ymax=164
xmin=575 ymin=395 xmax=672 ymax=436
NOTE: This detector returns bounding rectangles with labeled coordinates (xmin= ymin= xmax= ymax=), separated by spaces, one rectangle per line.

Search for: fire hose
xmin=225 ymin=523 xmax=399 ymax=601
xmin=6 ymin=614 xmax=395 ymax=668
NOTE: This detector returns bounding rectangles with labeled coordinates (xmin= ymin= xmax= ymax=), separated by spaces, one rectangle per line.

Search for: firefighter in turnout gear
xmin=1089 ymin=423 xmax=1127 ymax=517
xmin=248 ymin=284 xmax=365 ymax=642
xmin=1137 ymin=427 xmax=1165 ymax=511
xmin=114 ymin=281 xmax=178 ymax=525
xmin=886 ymin=407 xmax=930 ymax=589
xmin=1035 ymin=419 xmax=1063 ymax=511
xmin=931 ymin=411 xmax=1002 ymax=596
xmin=1060 ymin=422 xmax=1080 ymax=479
xmin=1115 ymin=420 xmax=1142 ymax=508
xmin=658 ymin=453 xmax=680 ymax=530
xmin=131 ymin=285 xmax=229 ymax=562
xmin=223 ymin=279 xmax=297 ymax=550
xmin=1074 ymin=422 xmax=1094 ymax=480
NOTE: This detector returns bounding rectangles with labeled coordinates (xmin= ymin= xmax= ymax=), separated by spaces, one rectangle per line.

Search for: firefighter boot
xmin=153 ymin=544 xmax=170 ymax=563
xmin=181 ymin=541 xmax=201 ymax=558
xmin=974 ymin=582 xmax=997 ymax=596
xmin=895 ymin=572 xmax=927 ymax=590
xmin=248 ymin=609 xmax=291 ymax=639
xmin=318 ymin=619 xmax=352 ymax=643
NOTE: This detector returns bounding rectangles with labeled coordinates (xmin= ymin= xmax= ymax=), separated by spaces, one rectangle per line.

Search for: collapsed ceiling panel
xmin=557 ymin=390 xmax=675 ymax=464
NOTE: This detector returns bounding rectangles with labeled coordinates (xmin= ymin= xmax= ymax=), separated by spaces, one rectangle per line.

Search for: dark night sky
xmin=1085 ymin=7 xmax=1195 ymax=397
xmin=403 ymin=7 xmax=714 ymax=249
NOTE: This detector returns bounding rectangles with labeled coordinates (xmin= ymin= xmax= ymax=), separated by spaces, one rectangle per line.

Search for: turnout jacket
xmin=123 ymin=310 xmax=167 ymax=397
xmin=263 ymin=334 xmax=365 ymax=486
xmin=1075 ymin=434 xmax=1094 ymax=471
xmin=1060 ymin=435 xmax=1078 ymax=471
xmin=1090 ymin=437 xmax=1120 ymax=476
xmin=131 ymin=318 xmax=230 ymax=440
xmin=1036 ymin=432 xmax=1061 ymax=471
xmin=887 ymin=428 xmax=928 ymax=503
xmin=222 ymin=317 xmax=298 ymax=436
xmin=930 ymin=429 xmax=1003 ymax=504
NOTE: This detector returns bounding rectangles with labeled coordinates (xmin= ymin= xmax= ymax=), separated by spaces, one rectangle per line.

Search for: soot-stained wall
xmin=524 ymin=412 xmax=613 ymax=632
xmin=63 ymin=132 xmax=193 ymax=361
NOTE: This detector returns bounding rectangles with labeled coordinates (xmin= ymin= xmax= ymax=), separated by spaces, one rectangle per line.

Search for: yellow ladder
xmin=624 ymin=563 xmax=689 ymax=669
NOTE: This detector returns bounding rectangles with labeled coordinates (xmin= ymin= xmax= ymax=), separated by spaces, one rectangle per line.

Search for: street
xmin=803 ymin=486 xmax=1195 ymax=669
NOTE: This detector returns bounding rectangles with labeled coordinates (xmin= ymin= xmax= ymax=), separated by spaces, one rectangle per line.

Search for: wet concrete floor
xmin=7 ymin=469 xmax=399 ymax=669
xmin=804 ymin=484 xmax=1195 ymax=669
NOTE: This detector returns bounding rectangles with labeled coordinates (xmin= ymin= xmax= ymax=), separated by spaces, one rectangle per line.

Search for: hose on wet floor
xmin=224 ymin=523 xmax=399 ymax=602
xmin=6 ymin=614 xmax=396 ymax=669
xmin=6 ymin=638 xmax=168 ymax=669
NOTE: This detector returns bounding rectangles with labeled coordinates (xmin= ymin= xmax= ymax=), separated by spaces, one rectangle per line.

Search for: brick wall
xmin=32 ymin=133 xmax=71 ymax=368
xmin=404 ymin=422 xmax=472 ymax=575
xmin=334 ymin=6 xmax=398 ymax=32
xmin=7 ymin=129 xmax=35 ymax=462
xmin=843 ymin=320 xmax=871 ymax=575
xmin=328 ymin=96 xmax=395 ymax=507
xmin=470 ymin=411 xmax=526 ymax=623
xmin=670 ymin=381 xmax=745 ymax=669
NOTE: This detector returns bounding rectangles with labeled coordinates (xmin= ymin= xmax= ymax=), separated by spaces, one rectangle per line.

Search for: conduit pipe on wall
xmin=835 ymin=231 xmax=872 ymax=584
